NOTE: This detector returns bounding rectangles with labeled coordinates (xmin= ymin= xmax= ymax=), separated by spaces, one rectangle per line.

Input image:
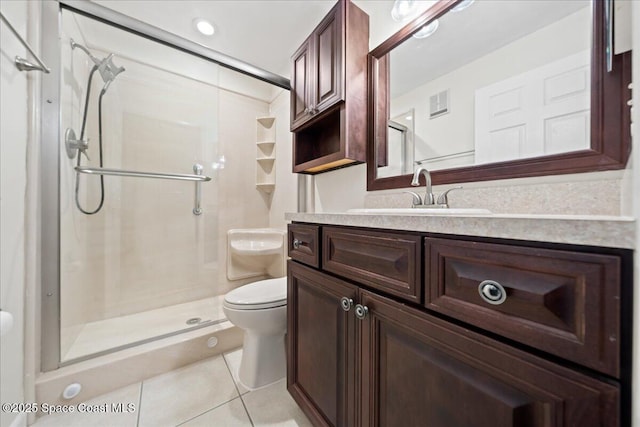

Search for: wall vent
xmin=429 ymin=89 xmax=450 ymax=118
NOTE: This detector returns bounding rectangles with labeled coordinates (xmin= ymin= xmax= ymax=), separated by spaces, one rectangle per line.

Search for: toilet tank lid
xmin=225 ymin=277 xmax=287 ymax=306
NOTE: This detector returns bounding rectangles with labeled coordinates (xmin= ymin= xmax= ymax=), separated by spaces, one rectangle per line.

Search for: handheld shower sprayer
xmin=68 ymin=39 xmax=126 ymax=215
xmin=70 ymin=39 xmax=125 ymax=93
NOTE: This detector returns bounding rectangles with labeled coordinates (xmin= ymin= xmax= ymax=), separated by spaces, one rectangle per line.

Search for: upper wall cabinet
xmin=367 ymin=0 xmax=631 ymax=189
xmin=290 ymin=0 xmax=369 ymax=174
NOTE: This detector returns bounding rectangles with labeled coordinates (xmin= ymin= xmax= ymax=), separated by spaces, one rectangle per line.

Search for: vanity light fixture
xmin=412 ymin=19 xmax=439 ymax=39
xmin=451 ymin=0 xmax=475 ymax=12
xmin=391 ymin=0 xmax=417 ymax=22
xmin=193 ymin=18 xmax=215 ymax=36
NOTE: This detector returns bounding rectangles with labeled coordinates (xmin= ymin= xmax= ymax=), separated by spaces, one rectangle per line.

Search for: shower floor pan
xmin=62 ymin=295 xmax=227 ymax=362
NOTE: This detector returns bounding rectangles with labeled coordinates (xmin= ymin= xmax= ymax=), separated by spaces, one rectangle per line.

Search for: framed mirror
xmin=367 ymin=0 xmax=631 ymax=190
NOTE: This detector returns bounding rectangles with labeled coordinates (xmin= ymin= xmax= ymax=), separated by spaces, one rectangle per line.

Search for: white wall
xmin=268 ymin=89 xmax=297 ymax=230
xmin=0 ymin=2 xmax=28 ymax=426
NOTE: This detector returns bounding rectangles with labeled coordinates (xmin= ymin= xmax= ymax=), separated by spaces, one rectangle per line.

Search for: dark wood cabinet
xmin=291 ymin=7 xmax=343 ymax=130
xmin=360 ymin=289 xmax=619 ymax=427
xmin=290 ymin=0 xmax=369 ymax=174
xmin=287 ymin=223 xmax=626 ymax=427
xmin=288 ymin=223 xmax=321 ymax=268
xmin=287 ymin=261 xmax=357 ymax=427
xmin=425 ymin=237 xmax=622 ymax=377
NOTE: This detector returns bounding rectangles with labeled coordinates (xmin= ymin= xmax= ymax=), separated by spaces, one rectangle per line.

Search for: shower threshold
xmin=61 ymin=295 xmax=226 ymax=363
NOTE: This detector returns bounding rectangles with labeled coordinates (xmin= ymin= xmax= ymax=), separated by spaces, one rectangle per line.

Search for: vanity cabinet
xmin=290 ymin=0 xmax=369 ymax=174
xmin=287 ymin=223 xmax=625 ymax=427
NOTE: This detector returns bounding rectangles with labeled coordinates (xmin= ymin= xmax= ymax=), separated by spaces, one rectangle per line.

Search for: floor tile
xmin=179 ymin=397 xmax=252 ymax=427
xmin=243 ymin=379 xmax=312 ymax=427
xmin=138 ymin=356 xmax=238 ymax=427
xmin=223 ymin=348 xmax=249 ymax=395
xmin=32 ymin=383 xmax=140 ymax=427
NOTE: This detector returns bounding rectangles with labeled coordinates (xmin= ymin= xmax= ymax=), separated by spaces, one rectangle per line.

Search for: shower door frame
xmin=39 ymin=0 xmax=291 ymax=372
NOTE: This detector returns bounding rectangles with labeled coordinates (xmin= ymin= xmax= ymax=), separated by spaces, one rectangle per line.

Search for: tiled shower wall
xmin=59 ymin=11 xmax=278 ymax=359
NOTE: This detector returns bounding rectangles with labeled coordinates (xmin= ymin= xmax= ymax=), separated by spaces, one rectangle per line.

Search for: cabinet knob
xmin=293 ymin=239 xmax=301 ymax=249
xmin=340 ymin=297 xmax=353 ymax=312
xmin=478 ymin=280 xmax=507 ymax=305
xmin=354 ymin=304 xmax=369 ymax=320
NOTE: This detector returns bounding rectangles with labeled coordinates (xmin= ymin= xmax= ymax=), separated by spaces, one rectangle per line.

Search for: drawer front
xmin=323 ymin=227 xmax=421 ymax=303
xmin=288 ymin=223 xmax=320 ymax=268
xmin=426 ymin=237 xmax=621 ymax=377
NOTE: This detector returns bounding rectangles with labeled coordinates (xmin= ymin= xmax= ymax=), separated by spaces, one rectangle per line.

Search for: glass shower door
xmin=59 ymin=9 xmax=224 ymax=363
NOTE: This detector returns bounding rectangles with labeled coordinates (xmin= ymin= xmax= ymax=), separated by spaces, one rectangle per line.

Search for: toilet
xmin=223 ymin=276 xmax=287 ymax=389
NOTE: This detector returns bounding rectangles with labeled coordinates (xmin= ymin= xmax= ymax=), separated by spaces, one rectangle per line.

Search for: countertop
xmin=285 ymin=212 xmax=636 ymax=249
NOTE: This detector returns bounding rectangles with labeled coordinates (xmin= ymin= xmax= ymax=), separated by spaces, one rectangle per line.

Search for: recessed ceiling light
xmin=391 ymin=0 xmax=417 ymax=22
xmin=193 ymin=18 xmax=215 ymax=36
xmin=413 ymin=20 xmax=439 ymax=39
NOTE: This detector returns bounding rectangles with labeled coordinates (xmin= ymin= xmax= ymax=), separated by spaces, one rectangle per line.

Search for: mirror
xmin=367 ymin=0 xmax=630 ymax=190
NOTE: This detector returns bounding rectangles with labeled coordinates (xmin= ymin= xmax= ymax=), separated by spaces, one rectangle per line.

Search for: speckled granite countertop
xmin=285 ymin=212 xmax=636 ymax=249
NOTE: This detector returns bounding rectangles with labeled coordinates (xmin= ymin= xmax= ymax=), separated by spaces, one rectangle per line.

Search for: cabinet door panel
xmin=291 ymin=39 xmax=313 ymax=130
xmin=313 ymin=3 xmax=343 ymax=114
xmin=359 ymin=290 xmax=619 ymax=427
xmin=287 ymin=261 xmax=356 ymax=427
xmin=425 ymin=237 xmax=621 ymax=377
xmin=323 ymin=227 xmax=421 ymax=303
xmin=288 ymin=223 xmax=321 ymax=268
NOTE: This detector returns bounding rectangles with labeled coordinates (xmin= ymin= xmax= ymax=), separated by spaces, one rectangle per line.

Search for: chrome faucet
xmin=409 ymin=166 xmax=462 ymax=208
xmin=411 ymin=166 xmax=435 ymax=206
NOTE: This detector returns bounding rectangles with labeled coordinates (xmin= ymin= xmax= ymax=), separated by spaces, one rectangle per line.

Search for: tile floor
xmin=33 ymin=348 xmax=312 ymax=427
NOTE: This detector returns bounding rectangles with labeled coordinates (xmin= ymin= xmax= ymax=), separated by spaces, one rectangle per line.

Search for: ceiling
xmin=89 ymin=0 xmax=358 ymax=78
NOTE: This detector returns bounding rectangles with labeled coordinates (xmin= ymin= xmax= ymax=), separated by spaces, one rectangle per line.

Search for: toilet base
xmin=238 ymin=331 xmax=285 ymax=389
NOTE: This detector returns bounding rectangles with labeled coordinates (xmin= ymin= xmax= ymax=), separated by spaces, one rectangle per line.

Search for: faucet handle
xmin=403 ymin=191 xmax=423 ymax=207
xmin=436 ymin=186 xmax=462 ymax=207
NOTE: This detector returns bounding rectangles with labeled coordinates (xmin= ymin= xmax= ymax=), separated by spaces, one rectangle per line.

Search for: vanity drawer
xmin=323 ymin=227 xmax=422 ymax=303
xmin=425 ymin=237 xmax=621 ymax=377
xmin=288 ymin=223 xmax=320 ymax=268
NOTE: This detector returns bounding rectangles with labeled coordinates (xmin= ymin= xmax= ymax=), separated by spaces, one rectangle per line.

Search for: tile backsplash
xmin=364 ymin=170 xmax=627 ymax=216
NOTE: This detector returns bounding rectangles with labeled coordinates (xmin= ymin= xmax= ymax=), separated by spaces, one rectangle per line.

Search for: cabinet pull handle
xmin=478 ymin=280 xmax=507 ymax=305
xmin=354 ymin=304 xmax=369 ymax=320
xmin=293 ymin=239 xmax=301 ymax=249
xmin=340 ymin=297 xmax=353 ymax=312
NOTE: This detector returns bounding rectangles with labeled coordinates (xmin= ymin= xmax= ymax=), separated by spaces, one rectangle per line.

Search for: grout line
xmin=174 ymin=396 xmax=244 ymax=426
xmin=222 ymin=351 xmax=255 ymax=427
xmin=136 ymin=381 xmax=144 ymax=427
xmin=238 ymin=391 xmax=255 ymax=427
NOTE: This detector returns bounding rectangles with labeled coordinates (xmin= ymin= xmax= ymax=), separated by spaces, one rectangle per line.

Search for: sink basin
xmin=347 ymin=208 xmax=492 ymax=215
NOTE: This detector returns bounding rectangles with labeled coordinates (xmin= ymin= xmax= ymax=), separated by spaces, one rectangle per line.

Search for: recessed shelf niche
xmin=256 ymin=116 xmax=276 ymax=193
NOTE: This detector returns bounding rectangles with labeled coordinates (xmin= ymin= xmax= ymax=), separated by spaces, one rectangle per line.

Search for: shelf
xmin=256 ymin=183 xmax=275 ymax=193
xmin=256 ymin=116 xmax=276 ymax=193
xmin=257 ymin=117 xmax=276 ymax=128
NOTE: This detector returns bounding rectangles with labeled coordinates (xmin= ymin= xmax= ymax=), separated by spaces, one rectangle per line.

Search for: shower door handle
xmin=193 ymin=163 xmax=203 ymax=215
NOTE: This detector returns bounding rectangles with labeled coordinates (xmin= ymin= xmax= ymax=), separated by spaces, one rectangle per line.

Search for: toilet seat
xmin=223 ymin=277 xmax=287 ymax=310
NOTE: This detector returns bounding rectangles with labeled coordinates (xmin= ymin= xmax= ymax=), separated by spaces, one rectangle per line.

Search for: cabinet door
xmin=311 ymin=2 xmax=343 ymax=116
xmin=291 ymin=38 xmax=314 ymax=130
xmin=359 ymin=289 xmax=619 ymax=427
xmin=287 ymin=261 xmax=357 ymax=427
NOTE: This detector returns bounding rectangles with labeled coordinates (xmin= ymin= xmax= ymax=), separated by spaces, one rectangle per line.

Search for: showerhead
xmin=97 ymin=54 xmax=125 ymax=93
xmin=70 ymin=39 xmax=125 ymax=92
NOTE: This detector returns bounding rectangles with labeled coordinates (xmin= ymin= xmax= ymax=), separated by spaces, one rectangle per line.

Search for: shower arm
xmin=70 ymin=39 xmax=100 ymax=65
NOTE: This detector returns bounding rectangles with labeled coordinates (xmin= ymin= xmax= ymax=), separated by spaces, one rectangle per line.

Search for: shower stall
xmin=41 ymin=2 xmax=289 ymax=371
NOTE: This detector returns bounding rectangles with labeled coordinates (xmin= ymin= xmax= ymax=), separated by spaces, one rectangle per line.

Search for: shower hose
xmin=74 ymin=64 xmax=106 ymax=215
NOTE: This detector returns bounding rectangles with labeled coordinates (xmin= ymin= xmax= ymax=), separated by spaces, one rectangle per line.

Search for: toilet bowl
xmin=223 ymin=277 xmax=287 ymax=389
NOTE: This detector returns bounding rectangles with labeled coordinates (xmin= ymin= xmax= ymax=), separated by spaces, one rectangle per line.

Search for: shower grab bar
xmin=0 ymin=11 xmax=51 ymax=73
xmin=75 ymin=166 xmax=212 ymax=182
